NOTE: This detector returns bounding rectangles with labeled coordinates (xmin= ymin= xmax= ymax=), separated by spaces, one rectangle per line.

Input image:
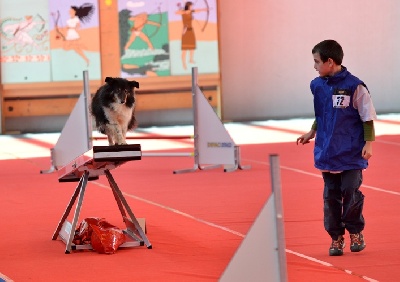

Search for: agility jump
xmin=43 ymin=68 xmax=250 ymax=252
xmin=42 ymin=67 xmax=249 ymax=174
xmin=45 ymin=71 xmax=150 ymax=253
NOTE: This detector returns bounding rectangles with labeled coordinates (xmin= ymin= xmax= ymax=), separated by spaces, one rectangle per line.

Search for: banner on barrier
xmin=53 ymin=92 xmax=92 ymax=168
xmin=219 ymin=195 xmax=281 ymax=281
xmin=195 ymin=85 xmax=235 ymax=165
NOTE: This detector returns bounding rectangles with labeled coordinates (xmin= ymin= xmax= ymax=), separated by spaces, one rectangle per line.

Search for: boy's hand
xmin=296 ymin=130 xmax=316 ymax=145
xmin=362 ymin=141 xmax=373 ymax=159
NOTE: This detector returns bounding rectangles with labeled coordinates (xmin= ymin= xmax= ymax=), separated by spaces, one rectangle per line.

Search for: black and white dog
xmin=91 ymin=77 xmax=139 ymax=145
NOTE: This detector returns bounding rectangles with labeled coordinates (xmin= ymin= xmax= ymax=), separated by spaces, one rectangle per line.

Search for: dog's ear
xmin=105 ymin=77 xmax=114 ymax=83
xmin=130 ymin=80 xmax=139 ymax=89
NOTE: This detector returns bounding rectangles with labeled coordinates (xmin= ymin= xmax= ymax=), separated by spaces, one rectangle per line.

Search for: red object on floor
xmin=73 ymin=217 xmax=127 ymax=254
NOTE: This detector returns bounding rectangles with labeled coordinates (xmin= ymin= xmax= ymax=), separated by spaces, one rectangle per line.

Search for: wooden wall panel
xmin=98 ymin=0 xmax=121 ymax=80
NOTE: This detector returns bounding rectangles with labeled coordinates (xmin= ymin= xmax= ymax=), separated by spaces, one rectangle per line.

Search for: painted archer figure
xmin=175 ymin=1 xmax=209 ymax=70
xmin=0 ymin=15 xmax=47 ymax=53
xmin=124 ymin=12 xmax=161 ymax=50
xmin=52 ymin=3 xmax=95 ymax=66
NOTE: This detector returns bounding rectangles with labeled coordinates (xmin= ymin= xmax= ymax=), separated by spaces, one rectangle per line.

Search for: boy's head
xmin=312 ymin=40 xmax=344 ymax=77
xmin=312 ymin=40 xmax=344 ymax=65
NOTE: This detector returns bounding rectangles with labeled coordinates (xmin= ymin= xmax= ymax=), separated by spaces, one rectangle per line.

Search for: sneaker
xmin=350 ymin=232 xmax=366 ymax=252
xmin=329 ymin=235 xmax=345 ymax=256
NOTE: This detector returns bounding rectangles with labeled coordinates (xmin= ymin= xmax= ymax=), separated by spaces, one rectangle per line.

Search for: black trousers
xmin=322 ymin=169 xmax=365 ymax=240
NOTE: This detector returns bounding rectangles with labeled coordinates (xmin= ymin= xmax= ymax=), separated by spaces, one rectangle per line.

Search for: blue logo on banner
xmin=207 ymin=142 xmax=233 ymax=148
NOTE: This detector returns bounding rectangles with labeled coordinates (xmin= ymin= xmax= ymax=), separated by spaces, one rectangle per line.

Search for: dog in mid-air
xmin=91 ymin=77 xmax=139 ymax=145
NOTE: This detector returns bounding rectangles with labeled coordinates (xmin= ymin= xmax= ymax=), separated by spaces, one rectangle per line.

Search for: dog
xmin=91 ymin=77 xmax=139 ymax=145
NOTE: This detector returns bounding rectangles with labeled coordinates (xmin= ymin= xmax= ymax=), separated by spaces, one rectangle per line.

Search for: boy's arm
xmin=362 ymin=120 xmax=375 ymax=159
xmin=296 ymin=120 xmax=316 ymax=145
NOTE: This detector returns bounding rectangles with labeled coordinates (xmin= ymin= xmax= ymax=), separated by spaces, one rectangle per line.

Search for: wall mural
xmin=0 ymin=0 xmax=51 ymax=83
xmin=169 ymin=0 xmax=219 ymax=75
xmin=118 ymin=0 xmax=170 ymax=77
xmin=48 ymin=0 xmax=101 ymax=81
xmin=118 ymin=0 xmax=219 ymax=78
xmin=0 ymin=0 xmax=219 ymax=83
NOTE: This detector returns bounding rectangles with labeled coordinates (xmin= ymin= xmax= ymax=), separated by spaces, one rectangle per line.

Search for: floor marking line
xmin=0 ymin=272 xmax=14 ymax=282
xmin=92 ymin=181 xmax=246 ymax=238
xmin=285 ymin=249 xmax=379 ymax=282
xmin=245 ymin=159 xmax=400 ymax=196
xmin=91 ymin=180 xmax=379 ymax=282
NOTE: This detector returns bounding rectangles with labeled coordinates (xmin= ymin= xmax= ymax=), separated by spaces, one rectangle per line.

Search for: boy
xmin=296 ymin=40 xmax=377 ymax=256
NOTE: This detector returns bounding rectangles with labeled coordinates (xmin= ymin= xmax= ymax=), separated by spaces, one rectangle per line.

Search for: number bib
xmin=332 ymin=89 xmax=351 ymax=108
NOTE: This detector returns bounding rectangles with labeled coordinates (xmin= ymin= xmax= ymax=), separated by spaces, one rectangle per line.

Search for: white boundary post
xmin=270 ymin=154 xmax=288 ymax=282
xmin=41 ymin=71 xmax=92 ymax=173
xmin=83 ymin=70 xmax=92 ymax=151
xmin=174 ymin=67 xmax=250 ymax=173
xmin=173 ymin=67 xmax=207 ymax=174
xmin=219 ymin=154 xmax=287 ymax=282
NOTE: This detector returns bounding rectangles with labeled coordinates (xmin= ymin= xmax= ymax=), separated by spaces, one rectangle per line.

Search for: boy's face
xmin=313 ymin=52 xmax=332 ymax=77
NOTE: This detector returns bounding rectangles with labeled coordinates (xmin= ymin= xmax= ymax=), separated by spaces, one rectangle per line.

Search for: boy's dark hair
xmin=312 ymin=40 xmax=344 ymax=65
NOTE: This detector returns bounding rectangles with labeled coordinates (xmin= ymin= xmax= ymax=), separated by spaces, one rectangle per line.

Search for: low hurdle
xmin=42 ymin=67 xmax=249 ymax=174
xmin=53 ymin=144 xmax=151 ymax=254
xmin=43 ymin=71 xmax=150 ymax=253
xmin=41 ymin=68 xmax=252 ymax=252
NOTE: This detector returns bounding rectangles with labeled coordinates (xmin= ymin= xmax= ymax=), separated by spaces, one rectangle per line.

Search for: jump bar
xmin=57 ymin=144 xmax=142 ymax=182
xmin=93 ymin=144 xmax=142 ymax=162
xmin=92 ymin=135 xmax=193 ymax=140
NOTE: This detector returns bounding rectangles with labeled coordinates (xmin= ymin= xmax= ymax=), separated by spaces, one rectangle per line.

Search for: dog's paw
xmin=115 ymin=142 xmax=128 ymax=146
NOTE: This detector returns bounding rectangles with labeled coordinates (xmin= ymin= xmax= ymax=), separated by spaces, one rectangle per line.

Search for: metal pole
xmin=269 ymin=154 xmax=288 ymax=282
xmin=83 ymin=70 xmax=92 ymax=150
xmin=142 ymin=152 xmax=194 ymax=157
xmin=191 ymin=67 xmax=200 ymax=166
xmin=172 ymin=67 xmax=201 ymax=174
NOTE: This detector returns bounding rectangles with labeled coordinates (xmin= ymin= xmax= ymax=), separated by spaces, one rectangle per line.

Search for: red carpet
xmin=0 ymin=130 xmax=399 ymax=281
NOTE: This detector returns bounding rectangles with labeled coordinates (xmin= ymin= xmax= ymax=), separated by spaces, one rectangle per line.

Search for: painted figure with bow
xmin=124 ymin=11 xmax=161 ymax=50
xmin=176 ymin=1 xmax=209 ymax=70
xmin=0 ymin=14 xmax=47 ymax=53
xmin=51 ymin=3 xmax=95 ymax=66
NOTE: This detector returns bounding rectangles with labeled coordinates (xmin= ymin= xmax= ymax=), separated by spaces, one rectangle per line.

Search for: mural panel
xmin=48 ymin=0 xmax=101 ymax=81
xmin=118 ymin=0 xmax=170 ymax=77
xmin=0 ymin=0 xmax=51 ymax=83
xmin=118 ymin=0 xmax=219 ymax=78
xmin=169 ymin=0 xmax=219 ymax=75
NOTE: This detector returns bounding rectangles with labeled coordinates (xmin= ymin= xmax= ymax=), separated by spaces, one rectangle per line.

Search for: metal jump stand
xmin=52 ymin=144 xmax=152 ymax=254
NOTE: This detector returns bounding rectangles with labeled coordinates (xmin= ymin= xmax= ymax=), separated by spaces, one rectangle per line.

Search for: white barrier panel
xmin=53 ymin=92 xmax=91 ymax=168
xmin=220 ymin=155 xmax=287 ymax=281
xmin=219 ymin=195 xmax=280 ymax=282
xmin=195 ymin=84 xmax=235 ymax=165
xmin=39 ymin=71 xmax=92 ymax=173
xmin=174 ymin=67 xmax=250 ymax=173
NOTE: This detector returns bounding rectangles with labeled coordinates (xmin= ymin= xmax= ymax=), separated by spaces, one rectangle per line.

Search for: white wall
xmin=218 ymin=0 xmax=400 ymax=121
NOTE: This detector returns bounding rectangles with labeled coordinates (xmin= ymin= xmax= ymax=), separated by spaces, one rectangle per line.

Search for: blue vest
xmin=310 ymin=66 xmax=367 ymax=171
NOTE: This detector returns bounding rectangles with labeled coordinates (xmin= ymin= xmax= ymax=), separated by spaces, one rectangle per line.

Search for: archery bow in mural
xmin=146 ymin=3 xmax=163 ymax=38
xmin=200 ymin=0 xmax=209 ymax=32
xmin=51 ymin=10 xmax=66 ymax=41
xmin=0 ymin=14 xmax=48 ymax=54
